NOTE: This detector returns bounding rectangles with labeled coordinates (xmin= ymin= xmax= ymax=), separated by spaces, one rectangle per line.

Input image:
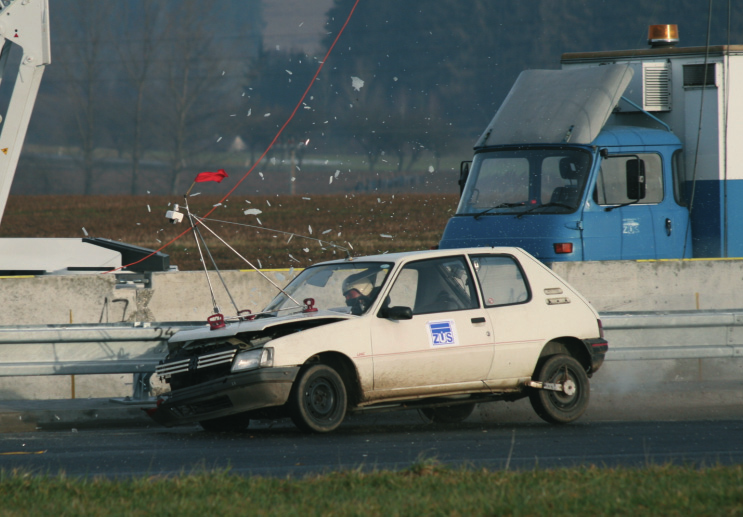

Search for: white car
xmin=148 ymin=247 xmax=608 ymax=432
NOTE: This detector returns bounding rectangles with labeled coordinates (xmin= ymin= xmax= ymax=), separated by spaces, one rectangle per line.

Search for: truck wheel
xmin=199 ymin=412 xmax=251 ymax=432
xmin=420 ymin=403 xmax=476 ymax=423
xmin=528 ymin=355 xmax=589 ymax=424
xmin=290 ymin=364 xmax=347 ymax=433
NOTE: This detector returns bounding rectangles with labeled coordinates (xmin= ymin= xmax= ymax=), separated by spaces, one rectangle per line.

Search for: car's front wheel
xmin=289 ymin=364 xmax=347 ymax=433
xmin=528 ymin=354 xmax=589 ymax=424
xmin=420 ymin=403 xmax=476 ymax=424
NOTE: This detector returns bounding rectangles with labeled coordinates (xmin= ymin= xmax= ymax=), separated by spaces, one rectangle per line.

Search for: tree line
xmin=13 ymin=0 xmax=743 ymax=195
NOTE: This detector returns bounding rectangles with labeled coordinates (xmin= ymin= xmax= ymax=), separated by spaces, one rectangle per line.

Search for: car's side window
xmin=471 ymin=255 xmax=530 ymax=307
xmin=386 ymin=256 xmax=479 ymax=315
xmin=386 ymin=268 xmax=418 ymax=309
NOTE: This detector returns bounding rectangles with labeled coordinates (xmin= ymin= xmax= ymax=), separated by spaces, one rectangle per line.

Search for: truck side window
xmin=594 ymin=153 xmax=663 ymax=205
xmin=471 ymin=255 xmax=530 ymax=307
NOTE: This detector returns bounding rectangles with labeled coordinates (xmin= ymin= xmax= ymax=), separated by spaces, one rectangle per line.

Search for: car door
xmin=469 ymin=254 xmax=544 ymax=384
xmin=370 ymin=255 xmax=494 ymax=394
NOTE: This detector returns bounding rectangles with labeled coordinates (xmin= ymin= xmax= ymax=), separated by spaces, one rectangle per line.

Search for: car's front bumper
xmin=148 ymin=366 xmax=300 ymax=427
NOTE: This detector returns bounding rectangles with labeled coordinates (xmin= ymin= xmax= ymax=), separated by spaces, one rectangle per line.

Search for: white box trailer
xmin=562 ymin=38 xmax=743 ymax=258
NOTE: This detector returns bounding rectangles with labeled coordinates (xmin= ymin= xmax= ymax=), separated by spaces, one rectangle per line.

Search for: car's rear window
xmin=470 ymin=255 xmax=530 ymax=306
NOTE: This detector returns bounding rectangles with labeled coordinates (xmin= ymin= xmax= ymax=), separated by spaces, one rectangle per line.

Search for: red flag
xmin=194 ymin=169 xmax=228 ymax=183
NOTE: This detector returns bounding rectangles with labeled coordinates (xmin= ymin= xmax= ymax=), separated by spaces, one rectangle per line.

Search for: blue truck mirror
xmin=626 ymin=158 xmax=646 ymax=200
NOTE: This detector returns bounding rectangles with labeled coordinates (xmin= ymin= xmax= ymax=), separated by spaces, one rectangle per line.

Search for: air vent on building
xmin=643 ymin=62 xmax=671 ymax=111
xmin=683 ymin=63 xmax=716 ymax=87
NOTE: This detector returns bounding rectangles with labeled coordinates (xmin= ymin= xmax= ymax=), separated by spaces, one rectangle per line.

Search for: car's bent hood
xmin=168 ymin=309 xmax=355 ymax=345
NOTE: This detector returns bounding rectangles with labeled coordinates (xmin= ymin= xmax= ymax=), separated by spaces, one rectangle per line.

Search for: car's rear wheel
xmin=199 ymin=412 xmax=251 ymax=432
xmin=290 ymin=364 xmax=347 ymax=433
xmin=529 ymin=354 xmax=589 ymax=424
xmin=420 ymin=403 xmax=476 ymax=423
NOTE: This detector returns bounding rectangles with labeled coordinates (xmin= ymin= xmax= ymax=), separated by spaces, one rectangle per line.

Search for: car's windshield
xmin=262 ymin=262 xmax=393 ymax=317
xmin=457 ymin=148 xmax=592 ymax=216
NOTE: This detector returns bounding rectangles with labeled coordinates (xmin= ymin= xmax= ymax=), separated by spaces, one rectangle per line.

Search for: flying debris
xmin=351 ymin=76 xmax=364 ymax=91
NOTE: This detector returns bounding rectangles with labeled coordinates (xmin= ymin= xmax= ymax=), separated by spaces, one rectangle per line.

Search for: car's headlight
xmin=231 ymin=347 xmax=274 ymax=373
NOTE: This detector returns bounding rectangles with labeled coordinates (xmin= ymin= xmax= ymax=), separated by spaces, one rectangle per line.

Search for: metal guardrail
xmin=0 ymin=321 xmax=203 ymax=377
xmin=601 ymin=310 xmax=743 ymax=361
xmin=1 ymin=311 xmax=743 ymax=378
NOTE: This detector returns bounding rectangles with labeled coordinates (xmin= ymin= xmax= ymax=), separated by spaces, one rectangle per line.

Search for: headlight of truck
xmin=231 ymin=347 xmax=274 ymax=373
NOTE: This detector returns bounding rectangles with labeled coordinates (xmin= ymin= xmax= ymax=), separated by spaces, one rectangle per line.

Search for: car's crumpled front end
xmin=147 ymin=260 xmax=393 ymax=427
xmin=146 ymin=312 xmax=349 ymax=427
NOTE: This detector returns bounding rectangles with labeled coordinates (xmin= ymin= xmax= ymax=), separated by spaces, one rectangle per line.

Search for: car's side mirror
xmin=380 ymin=306 xmax=413 ymax=320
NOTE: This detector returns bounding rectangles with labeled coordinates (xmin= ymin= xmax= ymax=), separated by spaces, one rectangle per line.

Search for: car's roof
xmin=316 ymin=247 xmax=528 ymax=266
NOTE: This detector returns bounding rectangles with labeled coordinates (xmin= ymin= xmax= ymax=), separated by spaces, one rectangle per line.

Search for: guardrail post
xmin=110 ymin=372 xmax=154 ymax=405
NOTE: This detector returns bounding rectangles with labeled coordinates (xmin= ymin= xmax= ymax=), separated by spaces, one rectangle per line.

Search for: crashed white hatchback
xmin=148 ymin=247 xmax=608 ymax=432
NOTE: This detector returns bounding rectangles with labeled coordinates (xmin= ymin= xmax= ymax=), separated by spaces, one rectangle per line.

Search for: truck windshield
xmin=456 ymin=148 xmax=592 ymax=216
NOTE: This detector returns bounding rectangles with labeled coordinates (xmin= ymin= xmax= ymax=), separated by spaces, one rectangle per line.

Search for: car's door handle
xmin=471 ymin=317 xmax=486 ymax=324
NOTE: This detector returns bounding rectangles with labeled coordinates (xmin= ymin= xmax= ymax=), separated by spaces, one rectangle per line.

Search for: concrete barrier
xmin=2 ymin=258 xmax=743 ymax=400
xmin=0 ymin=268 xmax=299 ymax=326
xmin=550 ymin=258 xmax=743 ymax=312
xmin=0 ymin=268 xmax=300 ymax=399
xmin=5 ymin=259 xmax=743 ymax=327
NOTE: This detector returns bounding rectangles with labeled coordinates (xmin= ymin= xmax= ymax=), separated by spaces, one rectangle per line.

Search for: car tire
xmin=528 ymin=354 xmax=589 ymax=424
xmin=199 ymin=412 xmax=251 ymax=432
xmin=420 ymin=403 xmax=476 ymax=424
xmin=289 ymin=364 xmax=347 ymax=433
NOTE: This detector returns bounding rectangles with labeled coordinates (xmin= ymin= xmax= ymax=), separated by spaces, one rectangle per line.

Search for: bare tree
xmin=115 ymin=2 xmax=161 ymax=195
xmin=154 ymin=0 xmax=233 ymax=195
xmin=56 ymin=0 xmax=113 ymax=194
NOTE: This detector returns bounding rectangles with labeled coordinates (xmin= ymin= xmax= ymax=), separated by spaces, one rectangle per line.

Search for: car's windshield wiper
xmin=515 ymin=202 xmax=574 ymax=219
xmin=473 ymin=202 xmax=526 ymax=220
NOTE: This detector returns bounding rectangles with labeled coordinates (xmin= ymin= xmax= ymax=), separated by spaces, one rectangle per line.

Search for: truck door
xmin=583 ymin=152 xmax=687 ymax=260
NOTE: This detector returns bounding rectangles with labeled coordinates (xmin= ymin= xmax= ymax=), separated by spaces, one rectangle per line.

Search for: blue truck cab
xmin=440 ymin=127 xmax=690 ymax=261
xmin=440 ymin=31 xmax=743 ymax=261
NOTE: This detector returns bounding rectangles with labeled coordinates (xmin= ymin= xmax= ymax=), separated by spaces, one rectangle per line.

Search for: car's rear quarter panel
xmin=486 ymin=251 xmax=602 ymax=379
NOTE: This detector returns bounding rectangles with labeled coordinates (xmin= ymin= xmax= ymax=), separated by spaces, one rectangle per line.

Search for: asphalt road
xmin=2 ymin=397 xmax=742 ymax=478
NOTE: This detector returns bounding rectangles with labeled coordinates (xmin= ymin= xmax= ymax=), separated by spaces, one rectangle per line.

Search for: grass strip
xmin=1 ymin=464 xmax=742 ymax=516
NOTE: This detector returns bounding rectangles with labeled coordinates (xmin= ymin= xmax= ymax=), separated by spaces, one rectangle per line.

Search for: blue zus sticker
xmin=427 ymin=320 xmax=458 ymax=347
